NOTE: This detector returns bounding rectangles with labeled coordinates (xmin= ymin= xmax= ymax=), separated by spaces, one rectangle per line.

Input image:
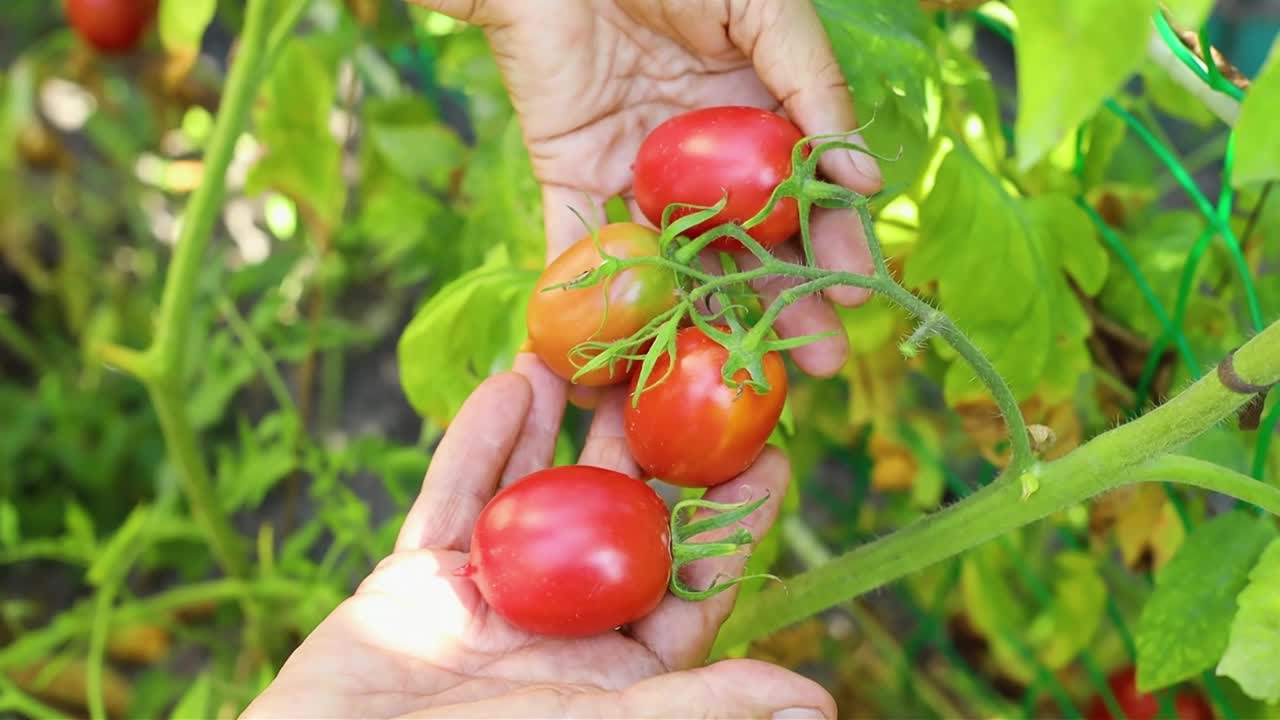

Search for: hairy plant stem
xmin=710 ymin=318 xmax=1280 ymax=657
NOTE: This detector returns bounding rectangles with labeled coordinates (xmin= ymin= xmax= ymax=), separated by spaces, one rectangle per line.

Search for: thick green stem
xmin=710 ymin=319 xmax=1280 ymax=657
xmin=149 ymin=380 xmax=248 ymax=578
xmin=149 ymin=0 xmax=274 ymax=379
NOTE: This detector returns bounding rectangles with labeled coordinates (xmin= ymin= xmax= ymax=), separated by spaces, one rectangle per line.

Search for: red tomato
xmin=65 ymin=0 xmax=158 ymax=55
xmin=526 ymin=222 xmax=679 ymax=386
xmin=462 ymin=465 xmax=672 ymax=637
xmin=1084 ymin=668 xmax=1214 ymax=720
xmin=632 ymin=106 xmax=807 ymax=252
xmin=624 ymin=326 xmax=787 ymax=488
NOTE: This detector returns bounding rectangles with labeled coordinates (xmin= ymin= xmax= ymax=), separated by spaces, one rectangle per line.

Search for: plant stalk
xmin=710 ymin=318 xmax=1280 ymax=657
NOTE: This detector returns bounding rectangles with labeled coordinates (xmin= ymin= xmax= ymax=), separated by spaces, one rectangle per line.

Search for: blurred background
xmin=1 ymin=1 xmax=1279 ymax=718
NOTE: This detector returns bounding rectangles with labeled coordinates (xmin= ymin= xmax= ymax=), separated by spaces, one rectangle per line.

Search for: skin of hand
xmin=241 ymin=372 xmax=837 ymax=719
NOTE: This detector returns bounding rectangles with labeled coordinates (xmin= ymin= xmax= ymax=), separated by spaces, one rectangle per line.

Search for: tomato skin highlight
xmin=464 ymin=465 xmax=672 ymax=637
xmin=624 ymin=326 xmax=788 ymax=488
xmin=632 ymin=106 xmax=807 ymax=252
xmin=1084 ymin=668 xmax=1214 ymax=720
xmin=526 ymin=222 xmax=679 ymax=386
xmin=65 ymin=0 xmax=158 ymax=54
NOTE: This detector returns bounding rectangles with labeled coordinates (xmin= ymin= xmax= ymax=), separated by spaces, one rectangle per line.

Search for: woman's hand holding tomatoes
xmin=243 ymin=372 xmax=835 ymax=719
xmin=410 ymin=0 xmax=882 ymax=454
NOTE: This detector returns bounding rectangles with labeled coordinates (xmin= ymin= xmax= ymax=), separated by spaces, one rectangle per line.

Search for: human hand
xmin=241 ymin=372 xmax=836 ymax=719
xmin=412 ymin=0 xmax=882 ymax=379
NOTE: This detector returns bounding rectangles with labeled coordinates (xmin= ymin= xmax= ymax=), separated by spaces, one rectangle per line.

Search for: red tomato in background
xmin=65 ymin=0 xmax=158 ymax=55
xmin=462 ymin=465 xmax=672 ymax=637
xmin=526 ymin=222 xmax=679 ymax=386
xmin=632 ymin=106 xmax=807 ymax=252
xmin=623 ymin=326 xmax=787 ymax=488
xmin=1084 ymin=667 xmax=1214 ymax=720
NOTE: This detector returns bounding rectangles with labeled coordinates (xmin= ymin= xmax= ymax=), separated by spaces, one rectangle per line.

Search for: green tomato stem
xmin=710 ymin=318 xmax=1280 ymax=657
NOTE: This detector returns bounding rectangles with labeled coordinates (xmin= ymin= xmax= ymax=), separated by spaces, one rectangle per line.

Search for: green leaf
xmin=364 ymin=97 xmax=467 ymax=190
xmin=1217 ymin=538 xmax=1280 ymax=703
xmin=397 ymin=250 xmax=539 ymax=425
xmin=168 ymin=671 xmax=214 ymax=720
xmin=1233 ymin=42 xmax=1280 ymax=187
xmin=248 ymin=38 xmax=347 ymax=227
xmin=1142 ymin=62 xmax=1218 ymax=130
xmin=457 ymin=117 xmax=545 ymax=272
xmin=1163 ymin=0 xmax=1215 ymax=27
xmin=961 ymin=541 xmax=1036 ymax=682
xmin=909 ymin=147 xmax=1057 ymax=402
xmin=0 ymin=501 xmax=18 ymax=547
xmin=1080 ymin=109 xmax=1128 ymax=189
xmin=814 ymin=0 xmax=937 ymax=195
xmin=215 ymin=414 xmax=299 ymax=514
xmin=1027 ymin=552 xmax=1106 ymax=669
xmin=87 ymin=505 xmax=151 ymax=587
xmin=1011 ymin=0 xmax=1159 ymax=169
xmin=63 ymin=502 xmax=97 ymax=557
xmin=159 ymin=0 xmax=216 ymax=54
xmin=1136 ymin=511 xmax=1278 ymax=691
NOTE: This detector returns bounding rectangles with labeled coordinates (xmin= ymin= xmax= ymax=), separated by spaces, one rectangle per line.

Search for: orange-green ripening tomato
xmin=526 ymin=223 xmax=679 ymax=386
xmin=624 ymin=326 xmax=788 ymax=488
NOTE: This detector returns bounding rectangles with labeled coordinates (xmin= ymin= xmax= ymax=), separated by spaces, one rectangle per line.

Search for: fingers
xmin=395 ymin=372 xmax=532 ymax=552
xmin=499 ymin=353 xmax=568 ymax=487
xmin=612 ymin=658 xmax=837 ymax=720
xmin=727 ymin=0 xmax=882 ymax=194
xmin=628 ymin=447 xmax=791 ymax=670
xmin=542 ymin=184 xmax=607 ymax=262
xmin=810 ymin=206 xmax=875 ymax=307
xmin=738 ymin=243 xmax=849 ymax=377
xmin=403 ymin=658 xmax=836 ymax=719
xmin=576 ymin=387 xmax=641 ymax=477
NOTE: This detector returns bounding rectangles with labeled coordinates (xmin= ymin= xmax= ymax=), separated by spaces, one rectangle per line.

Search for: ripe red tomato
xmin=1084 ymin=668 xmax=1214 ymax=720
xmin=526 ymin=222 xmax=679 ymax=386
xmin=461 ymin=465 xmax=672 ymax=637
xmin=632 ymin=106 xmax=807 ymax=252
xmin=65 ymin=0 xmax=158 ymax=55
xmin=624 ymin=326 xmax=787 ymax=488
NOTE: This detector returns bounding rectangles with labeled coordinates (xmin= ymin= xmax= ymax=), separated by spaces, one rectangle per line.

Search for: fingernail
xmin=844 ymin=132 xmax=882 ymax=188
xmin=773 ymin=708 xmax=826 ymax=719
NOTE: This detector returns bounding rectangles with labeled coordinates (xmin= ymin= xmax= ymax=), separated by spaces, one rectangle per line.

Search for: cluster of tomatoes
xmin=462 ymin=106 xmax=811 ymax=637
xmin=64 ymin=0 xmax=158 ymax=55
xmin=1084 ymin=667 xmax=1213 ymax=720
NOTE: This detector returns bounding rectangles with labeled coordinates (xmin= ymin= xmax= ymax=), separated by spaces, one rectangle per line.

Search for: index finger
xmin=395 ymin=371 xmax=532 ymax=552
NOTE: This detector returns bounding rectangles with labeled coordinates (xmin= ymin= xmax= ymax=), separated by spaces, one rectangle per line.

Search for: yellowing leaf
xmin=1233 ymin=42 xmax=1280 ymax=187
xmin=1027 ymin=552 xmax=1106 ymax=669
xmin=1011 ymin=0 xmax=1159 ymax=169
xmin=1217 ymin=538 xmax=1280 ymax=703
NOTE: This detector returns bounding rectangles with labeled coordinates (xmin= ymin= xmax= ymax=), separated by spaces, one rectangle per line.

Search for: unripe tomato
xmin=1084 ymin=667 xmax=1214 ymax=720
xmin=65 ymin=0 xmax=158 ymax=55
xmin=526 ymin=222 xmax=679 ymax=385
xmin=624 ymin=326 xmax=787 ymax=488
xmin=462 ymin=466 xmax=672 ymax=637
xmin=632 ymin=106 xmax=807 ymax=252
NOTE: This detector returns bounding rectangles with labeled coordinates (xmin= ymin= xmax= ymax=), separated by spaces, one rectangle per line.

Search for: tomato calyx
xmin=666 ymin=493 xmax=780 ymax=602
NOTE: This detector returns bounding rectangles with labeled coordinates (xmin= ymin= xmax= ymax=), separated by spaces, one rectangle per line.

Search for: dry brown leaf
xmin=107 ymin=623 xmax=171 ymax=664
xmin=1089 ymin=484 xmax=1187 ymax=571
xmin=954 ymin=396 xmax=1082 ymax=466
xmin=8 ymin=658 xmax=132 ymax=717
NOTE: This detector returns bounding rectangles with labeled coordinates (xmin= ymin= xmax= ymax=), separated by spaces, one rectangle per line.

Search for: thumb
xmin=727 ymin=0 xmax=882 ymax=194
xmin=608 ymin=659 xmax=838 ymax=719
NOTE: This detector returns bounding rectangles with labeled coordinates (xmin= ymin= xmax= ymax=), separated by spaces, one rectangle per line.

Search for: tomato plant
xmin=64 ymin=0 xmax=157 ymax=54
xmin=1084 ymin=668 xmax=1214 ymax=720
xmin=526 ymin=222 xmax=679 ymax=385
xmin=632 ymin=106 xmax=807 ymax=251
xmin=624 ymin=325 xmax=788 ymax=488
xmin=460 ymin=465 xmax=673 ymax=637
